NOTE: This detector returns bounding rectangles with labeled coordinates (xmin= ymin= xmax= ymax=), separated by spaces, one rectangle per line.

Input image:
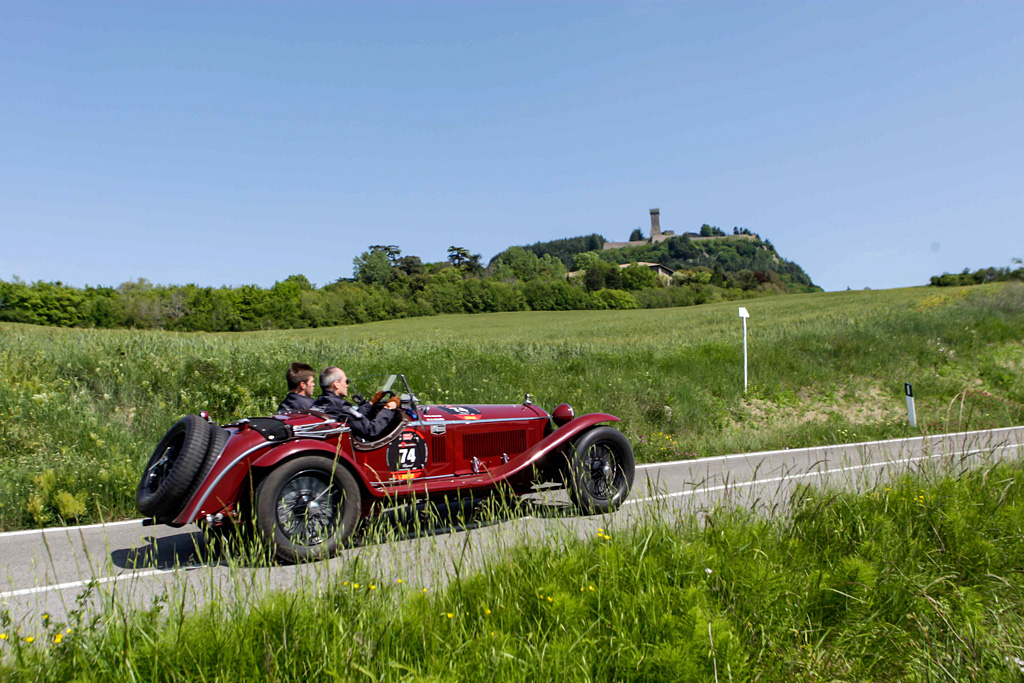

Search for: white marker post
xmin=738 ymin=307 xmax=750 ymax=393
xmin=905 ymin=383 xmax=917 ymax=427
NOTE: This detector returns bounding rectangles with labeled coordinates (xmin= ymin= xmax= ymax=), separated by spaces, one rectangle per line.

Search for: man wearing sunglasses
xmin=312 ymin=366 xmax=400 ymax=439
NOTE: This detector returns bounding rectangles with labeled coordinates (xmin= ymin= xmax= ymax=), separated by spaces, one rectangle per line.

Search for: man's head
xmin=286 ymin=363 xmax=317 ymax=397
xmin=319 ymin=366 xmax=349 ymax=397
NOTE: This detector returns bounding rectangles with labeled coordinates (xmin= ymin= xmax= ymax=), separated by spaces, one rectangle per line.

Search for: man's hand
xmin=384 ymin=398 xmax=400 ymax=411
xmin=371 ymin=391 xmax=385 ymax=403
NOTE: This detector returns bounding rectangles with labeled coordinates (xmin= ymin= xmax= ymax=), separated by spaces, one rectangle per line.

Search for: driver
xmin=312 ymin=367 xmax=401 ymax=440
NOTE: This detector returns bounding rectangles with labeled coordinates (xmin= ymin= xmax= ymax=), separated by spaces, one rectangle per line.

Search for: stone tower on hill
xmin=603 ymin=208 xmax=676 ymax=250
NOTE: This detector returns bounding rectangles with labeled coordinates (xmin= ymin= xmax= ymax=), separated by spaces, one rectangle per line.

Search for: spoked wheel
xmin=567 ymin=426 xmax=635 ymax=514
xmin=255 ymin=456 xmax=361 ymax=563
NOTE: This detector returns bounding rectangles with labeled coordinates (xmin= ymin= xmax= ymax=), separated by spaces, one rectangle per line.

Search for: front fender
xmin=426 ymin=413 xmax=621 ymax=493
xmin=510 ymin=412 xmax=621 ymax=482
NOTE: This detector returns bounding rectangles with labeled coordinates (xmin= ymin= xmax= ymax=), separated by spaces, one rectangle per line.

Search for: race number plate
xmin=387 ymin=430 xmax=428 ymax=473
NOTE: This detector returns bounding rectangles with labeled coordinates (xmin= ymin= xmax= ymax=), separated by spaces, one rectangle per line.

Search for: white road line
xmin=0 ymin=568 xmax=172 ymax=600
xmin=635 ymin=425 xmax=1023 ymax=470
xmin=628 ymin=443 xmax=1023 ymax=505
xmin=0 ymin=518 xmax=143 ymax=539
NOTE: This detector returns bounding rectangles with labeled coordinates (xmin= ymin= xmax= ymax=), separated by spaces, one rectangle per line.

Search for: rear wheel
xmin=566 ymin=426 xmax=635 ymax=514
xmin=255 ymin=456 xmax=361 ymax=563
xmin=137 ymin=415 xmax=211 ymax=521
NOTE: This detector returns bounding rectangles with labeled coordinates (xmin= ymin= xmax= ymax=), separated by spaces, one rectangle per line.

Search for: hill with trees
xmin=0 ymin=227 xmax=820 ymax=332
xmin=494 ymin=227 xmax=817 ymax=292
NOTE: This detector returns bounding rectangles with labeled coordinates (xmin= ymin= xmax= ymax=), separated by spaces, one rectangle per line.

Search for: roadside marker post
xmin=738 ymin=307 xmax=750 ymax=393
xmin=905 ymin=383 xmax=917 ymax=427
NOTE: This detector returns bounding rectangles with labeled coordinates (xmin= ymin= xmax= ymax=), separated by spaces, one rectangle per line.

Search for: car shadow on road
xmin=110 ymin=531 xmax=208 ymax=571
xmin=108 ymin=494 xmax=578 ymax=570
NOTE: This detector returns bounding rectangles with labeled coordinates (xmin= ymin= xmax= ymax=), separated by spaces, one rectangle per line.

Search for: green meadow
xmin=1 ymin=283 xmax=1023 ymax=531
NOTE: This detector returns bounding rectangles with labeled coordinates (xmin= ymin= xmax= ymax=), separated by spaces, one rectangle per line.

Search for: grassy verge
xmin=3 ymin=457 xmax=1024 ymax=681
xmin=1 ymin=284 xmax=1024 ymax=531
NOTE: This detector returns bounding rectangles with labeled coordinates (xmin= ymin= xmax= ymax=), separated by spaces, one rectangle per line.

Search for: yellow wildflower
xmin=54 ymin=633 xmax=63 ymax=644
xmin=25 ymin=636 xmax=34 ymax=644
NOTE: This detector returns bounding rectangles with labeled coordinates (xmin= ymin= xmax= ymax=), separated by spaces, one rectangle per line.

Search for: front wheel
xmin=255 ymin=456 xmax=361 ymax=563
xmin=566 ymin=426 xmax=635 ymax=514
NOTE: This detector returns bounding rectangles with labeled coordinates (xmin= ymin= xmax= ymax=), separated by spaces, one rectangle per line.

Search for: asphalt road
xmin=2 ymin=426 xmax=1022 ymax=625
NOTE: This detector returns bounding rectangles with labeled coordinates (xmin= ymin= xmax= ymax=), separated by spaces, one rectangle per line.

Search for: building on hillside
xmin=603 ymin=208 xmax=677 ymax=249
xmin=619 ymin=261 xmax=674 ymax=278
xmin=566 ymin=260 xmax=675 ymax=281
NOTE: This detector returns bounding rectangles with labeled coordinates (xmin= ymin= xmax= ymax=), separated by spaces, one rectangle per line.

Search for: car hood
xmin=418 ymin=403 xmax=549 ymax=422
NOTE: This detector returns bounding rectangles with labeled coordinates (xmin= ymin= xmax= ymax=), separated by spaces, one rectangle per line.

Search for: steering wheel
xmin=372 ymin=390 xmax=395 ymax=405
xmin=367 ymin=390 xmax=396 ymax=417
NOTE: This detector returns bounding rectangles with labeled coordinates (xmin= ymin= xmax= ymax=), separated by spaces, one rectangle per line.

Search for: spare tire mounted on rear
xmin=137 ymin=414 xmax=212 ymax=521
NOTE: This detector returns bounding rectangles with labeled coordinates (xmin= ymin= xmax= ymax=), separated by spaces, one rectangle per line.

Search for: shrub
xmin=620 ymin=264 xmax=659 ymax=291
xmin=590 ymin=289 xmax=638 ymax=310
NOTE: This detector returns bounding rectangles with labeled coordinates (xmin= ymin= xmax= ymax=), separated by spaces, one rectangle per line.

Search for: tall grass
xmin=1 ymin=284 xmax=1023 ymax=531
xmin=3 ymin=455 xmax=1024 ymax=681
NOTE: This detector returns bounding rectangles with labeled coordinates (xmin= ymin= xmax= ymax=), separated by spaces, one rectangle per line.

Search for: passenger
xmin=277 ymin=362 xmax=317 ymax=413
xmin=312 ymin=366 xmax=400 ymax=439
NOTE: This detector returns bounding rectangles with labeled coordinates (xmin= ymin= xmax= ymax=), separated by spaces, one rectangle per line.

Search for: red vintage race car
xmin=136 ymin=374 xmax=635 ymax=562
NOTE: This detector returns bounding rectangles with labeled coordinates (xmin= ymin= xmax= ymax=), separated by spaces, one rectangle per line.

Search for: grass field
xmin=1 ymin=283 xmax=1023 ymax=531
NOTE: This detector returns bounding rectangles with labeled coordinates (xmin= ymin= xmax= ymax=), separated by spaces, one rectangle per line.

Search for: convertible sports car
xmin=136 ymin=374 xmax=634 ymax=562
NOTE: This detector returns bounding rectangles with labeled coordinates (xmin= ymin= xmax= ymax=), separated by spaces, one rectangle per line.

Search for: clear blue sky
xmin=2 ymin=2 xmax=1022 ymax=292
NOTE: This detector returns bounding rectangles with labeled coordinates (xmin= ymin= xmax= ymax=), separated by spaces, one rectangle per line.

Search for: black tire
xmin=181 ymin=424 xmax=230 ymax=509
xmin=255 ymin=456 xmax=361 ymax=563
xmin=137 ymin=415 xmax=212 ymax=520
xmin=566 ymin=426 xmax=635 ymax=514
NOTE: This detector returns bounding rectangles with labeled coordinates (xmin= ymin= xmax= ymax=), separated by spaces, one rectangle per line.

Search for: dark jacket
xmin=277 ymin=392 xmax=315 ymax=413
xmin=312 ymin=392 xmax=396 ymax=439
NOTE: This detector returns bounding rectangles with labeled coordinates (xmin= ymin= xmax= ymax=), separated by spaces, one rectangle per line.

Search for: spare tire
xmin=180 ymin=423 xmax=231 ymax=513
xmin=137 ymin=414 xmax=212 ymax=520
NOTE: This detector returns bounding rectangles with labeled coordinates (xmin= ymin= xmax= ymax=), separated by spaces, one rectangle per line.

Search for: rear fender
xmin=247 ymin=440 xmax=379 ymax=514
xmin=172 ymin=438 xmax=370 ymax=525
xmin=249 ymin=440 xmax=368 ymax=485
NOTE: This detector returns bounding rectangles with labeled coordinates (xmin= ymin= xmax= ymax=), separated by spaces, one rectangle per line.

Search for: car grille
xmin=430 ymin=434 xmax=447 ymax=463
xmin=462 ymin=429 xmax=529 ymax=461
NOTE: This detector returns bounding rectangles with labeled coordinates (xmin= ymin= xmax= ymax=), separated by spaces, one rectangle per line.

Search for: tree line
xmin=0 ymin=234 xmax=819 ymax=332
xmin=930 ymin=260 xmax=1024 ymax=287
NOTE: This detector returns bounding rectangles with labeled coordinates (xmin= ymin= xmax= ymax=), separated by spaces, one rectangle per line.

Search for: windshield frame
xmin=349 ymin=373 xmax=420 ymax=417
